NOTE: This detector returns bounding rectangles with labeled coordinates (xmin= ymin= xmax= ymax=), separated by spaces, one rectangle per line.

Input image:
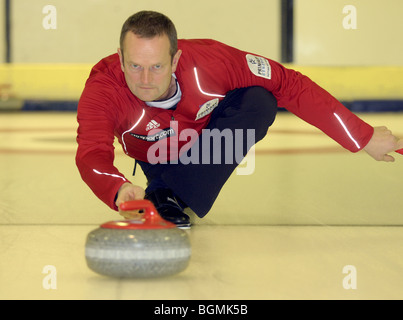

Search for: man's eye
xmin=153 ymin=64 xmax=162 ymax=70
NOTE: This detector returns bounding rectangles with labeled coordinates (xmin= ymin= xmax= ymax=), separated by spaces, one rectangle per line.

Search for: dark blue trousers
xmin=137 ymin=86 xmax=278 ymax=217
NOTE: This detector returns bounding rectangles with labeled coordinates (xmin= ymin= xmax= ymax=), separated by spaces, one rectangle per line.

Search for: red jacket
xmin=76 ymin=39 xmax=373 ymax=210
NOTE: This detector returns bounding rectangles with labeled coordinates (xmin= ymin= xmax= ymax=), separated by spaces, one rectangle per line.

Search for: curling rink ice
xmin=1 ymin=111 xmax=403 ymax=300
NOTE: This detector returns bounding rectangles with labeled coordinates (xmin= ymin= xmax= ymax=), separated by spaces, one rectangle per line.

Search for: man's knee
xmin=239 ymin=87 xmax=277 ymax=140
xmin=242 ymin=86 xmax=277 ymax=123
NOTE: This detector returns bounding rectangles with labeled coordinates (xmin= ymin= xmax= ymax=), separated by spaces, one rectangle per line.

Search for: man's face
xmin=118 ymin=32 xmax=181 ymax=102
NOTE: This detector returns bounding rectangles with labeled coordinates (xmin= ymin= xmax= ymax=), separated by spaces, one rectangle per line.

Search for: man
xmin=76 ymin=11 xmax=402 ymax=229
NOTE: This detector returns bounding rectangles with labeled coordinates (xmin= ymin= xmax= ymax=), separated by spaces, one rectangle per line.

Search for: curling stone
xmin=397 ymin=148 xmax=403 ymax=155
xmin=85 ymin=200 xmax=191 ymax=278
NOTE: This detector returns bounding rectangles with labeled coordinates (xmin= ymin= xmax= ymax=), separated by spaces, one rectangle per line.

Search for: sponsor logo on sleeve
xmin=195 ymin=98 xmax=219 ymax=121
xmin=246 ymin=54 xmax=271 ymax=79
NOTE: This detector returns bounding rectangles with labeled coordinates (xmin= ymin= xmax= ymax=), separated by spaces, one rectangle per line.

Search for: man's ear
xmin=171 ymin=49 xmax=182 ymax=73
xmin=117 ymin=48 xmax=125 ymax=72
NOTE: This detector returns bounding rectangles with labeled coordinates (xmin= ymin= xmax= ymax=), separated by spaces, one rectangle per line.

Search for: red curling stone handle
xmin=119 ymin=199 xmax=159 ymax=220
xmin=396 ymin=148 xmax=403 ymax=155
xmin=101 ymin=200 xmax=176 ymax=229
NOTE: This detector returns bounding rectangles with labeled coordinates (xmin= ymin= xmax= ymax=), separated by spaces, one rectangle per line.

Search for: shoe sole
xmin=177 ymin=223 xmax=191 ymax=230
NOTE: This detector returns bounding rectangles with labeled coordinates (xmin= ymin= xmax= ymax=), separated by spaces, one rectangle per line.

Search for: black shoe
xmin=145 ymin=189 xmax=191 ymax=229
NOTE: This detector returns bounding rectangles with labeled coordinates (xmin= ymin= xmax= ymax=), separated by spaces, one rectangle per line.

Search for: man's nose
xmin=141 ymin=69 xmax=152 ymax=84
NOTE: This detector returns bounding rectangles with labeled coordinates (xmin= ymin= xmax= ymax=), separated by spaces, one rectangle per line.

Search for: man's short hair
xmin=120 ymin=11 xmax=178 ymax=61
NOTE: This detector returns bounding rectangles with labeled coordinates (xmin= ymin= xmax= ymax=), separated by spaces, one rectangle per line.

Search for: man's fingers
xmin=115 ymin=183 xmax=145 ymax=207
xmin=383 ymin=154 xmax=395 ymax=162
xmin=363 ymin=126 xmax=402 ymax=160
xmin=118 ymin=208 xmax=143 ymax=219
xmin=122 ymin=212 xmax=144 ymax=220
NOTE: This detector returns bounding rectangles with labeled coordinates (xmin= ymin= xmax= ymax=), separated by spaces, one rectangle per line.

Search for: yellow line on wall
xmin=0 ymin=64 xmax=91 ymax=100
xmin=1 ymin=64 xmax=403 ymax=101
xmin=286 ymin=65 xmax=403 ymax=100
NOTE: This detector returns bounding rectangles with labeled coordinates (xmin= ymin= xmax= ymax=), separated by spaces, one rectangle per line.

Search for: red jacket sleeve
xmin=267 ymin=60 xmax=374 ymax=152
xmin=76 ymin=79 xmax=129 ymax=211
xmin=210 ymin=40 xmax=374 ymax=152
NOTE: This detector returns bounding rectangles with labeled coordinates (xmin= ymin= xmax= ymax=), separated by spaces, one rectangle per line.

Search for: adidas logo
xmin=167 ymin=196 xmax=180 ymax=208
xmin=167 ymin=196 xmax=178 ymax=205
xmin=146 ymin=120 xmax=160 ymax=131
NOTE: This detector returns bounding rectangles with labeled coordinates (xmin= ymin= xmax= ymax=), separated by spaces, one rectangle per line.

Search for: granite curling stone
xmin=85 ymin=200 xmax=191 ymax=278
